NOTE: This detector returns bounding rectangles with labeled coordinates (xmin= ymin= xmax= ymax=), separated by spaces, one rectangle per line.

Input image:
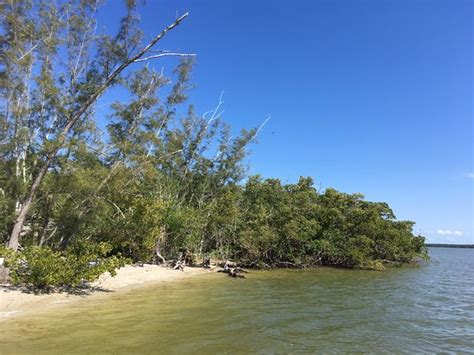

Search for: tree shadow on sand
xmin=0 ymin=283 xmax=114 ymax=296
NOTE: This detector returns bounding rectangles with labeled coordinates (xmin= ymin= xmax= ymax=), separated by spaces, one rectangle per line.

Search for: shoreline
xmin=0 ymin=259 xmax=428 ymax=322
xmin=0 ymin=264 xmax=216 ymax=322
xmin=426 ymin=244 xmax=474 ymax=249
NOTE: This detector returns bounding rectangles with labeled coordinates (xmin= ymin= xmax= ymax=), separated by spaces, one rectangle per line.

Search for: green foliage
xmin=222 ymin=177 xmax=427 ymax=269
xmin=0 ymin=0 xmax=427 ymax=289
xmin=1 ymin=243 xmax=127 ymax=290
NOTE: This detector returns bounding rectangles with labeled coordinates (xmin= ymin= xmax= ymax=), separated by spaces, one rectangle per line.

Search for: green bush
xmin=1 ymin=242 xmax=128 ymax=290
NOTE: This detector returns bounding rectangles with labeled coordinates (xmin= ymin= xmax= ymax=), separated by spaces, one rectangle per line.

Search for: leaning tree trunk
xmin=8 ymin=159 xmax=50 ymax=250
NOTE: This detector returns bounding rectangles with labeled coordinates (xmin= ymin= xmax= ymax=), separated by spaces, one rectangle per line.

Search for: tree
xmin=1 ymin=0 xmax=191 ymax=250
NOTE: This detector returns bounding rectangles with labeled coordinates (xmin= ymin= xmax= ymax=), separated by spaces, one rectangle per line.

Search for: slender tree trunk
xmin=8 ymin=158 xmax=51 ymax=250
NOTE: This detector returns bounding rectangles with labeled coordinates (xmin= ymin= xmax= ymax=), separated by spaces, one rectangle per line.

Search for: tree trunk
xmin=0 ymin=267 xmax=10 ymax=284
xmin=8 ymin=160 xmax=50 ymax=250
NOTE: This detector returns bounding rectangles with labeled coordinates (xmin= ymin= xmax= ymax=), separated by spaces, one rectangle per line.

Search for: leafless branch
xmin=134 ymin=52 xmax=196 ymax=63
xmin=106 ymin=198 xmax=127 ymax=219
xmin=253 ymin=115 xmax=271 ymax=141
xmin=203 ymin=91 xmax=225 ymax=123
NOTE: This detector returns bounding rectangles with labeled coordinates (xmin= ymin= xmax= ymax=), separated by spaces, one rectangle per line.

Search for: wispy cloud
xmin=465 ymin=172 xmax=474 ymax=179
xmin=437 ymin=229 xmax=463 ymax=236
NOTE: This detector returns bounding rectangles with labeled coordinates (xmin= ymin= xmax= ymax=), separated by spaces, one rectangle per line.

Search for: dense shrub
xmin=1 ymin=242 xmax=127 ymax=289
xmin=226 ymin=177 xmax=428 ymax=268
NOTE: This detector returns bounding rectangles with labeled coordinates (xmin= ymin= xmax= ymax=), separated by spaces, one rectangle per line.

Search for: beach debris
xmin=172 ymin=252 xmax=186 ymax=271
xmin=202 ymin=256 xmax=211 ymax=269
xmin=218 ymin=261 xmax=247 ymax=278
xmin=154 ymin=236 xmax=166 ymax=264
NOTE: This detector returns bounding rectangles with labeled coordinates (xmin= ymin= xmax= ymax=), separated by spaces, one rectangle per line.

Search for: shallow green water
xmin=1 ymin=247 xmax=473 ymax=354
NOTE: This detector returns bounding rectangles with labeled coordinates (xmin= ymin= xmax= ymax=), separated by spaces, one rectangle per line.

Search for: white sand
xmin=0 ymin=264 xmax=215 ymax=321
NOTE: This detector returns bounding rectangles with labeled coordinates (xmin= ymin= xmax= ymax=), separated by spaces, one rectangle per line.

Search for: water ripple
xmin=1 ymin=247 xmax=473 ymax=354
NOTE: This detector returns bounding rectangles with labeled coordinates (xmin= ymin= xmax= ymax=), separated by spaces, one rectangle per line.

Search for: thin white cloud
xmin=465 ymin=172 xmax=474 ymax=179
xmin=437 ymin=229 xmax=463 ymax=236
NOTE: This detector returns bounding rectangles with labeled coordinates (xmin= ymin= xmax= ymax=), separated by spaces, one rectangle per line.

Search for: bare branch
xmin=233 ymin=115 xmax=271 ymax=159
xmin=253 ymin=115 xmax=271 ymax=141
xmin=203 ymin=91 xmax=225 ymax=122
xmin=106 ymin=199 xmax=127 ymax=219
xmin=134 ymin=52 xmax=196 ymax=63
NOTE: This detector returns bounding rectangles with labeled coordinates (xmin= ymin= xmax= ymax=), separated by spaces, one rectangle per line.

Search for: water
xmin=1 ymin=247 xmax=473 ymax=354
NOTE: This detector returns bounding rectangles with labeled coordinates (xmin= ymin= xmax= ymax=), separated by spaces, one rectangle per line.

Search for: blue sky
xmin=99 ymin=0 xmax=473 ymax=244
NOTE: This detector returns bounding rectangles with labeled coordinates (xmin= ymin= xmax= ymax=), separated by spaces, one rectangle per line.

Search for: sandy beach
xmin=0 ymin=264 xmax=215 ymax=321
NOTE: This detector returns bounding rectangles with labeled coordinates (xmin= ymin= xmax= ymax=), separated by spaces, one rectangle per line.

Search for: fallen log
xmin=173 ymin=260 xmax=185 ymax=271
xmin=202 ymin=256 xmax=211 ymax=269
xmin=229 ymin=267 xmax=246 ymax=278
xmin=172 ymin=252 xmax=186 ymax=271
xmin=218 ymin=261 xmax=247 ymax=278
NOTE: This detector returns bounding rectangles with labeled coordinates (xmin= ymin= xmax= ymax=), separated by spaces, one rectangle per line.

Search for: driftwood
xmin=172 ymin=252 xmax=186 ymax=271
xmin=202 ymin=256 xmax=211 ymax=269
xmin=228 ymin=268 xmax=246 ymax=278
xmin=218 ymin=261 xmax=247 ymax=278
xmin=173 ymin=260 xmax=185 ymax=271
xmin=155 ymin=247 xmax=166 ymax=264
xmin=152 ymin=229 xmax=167 ymax=264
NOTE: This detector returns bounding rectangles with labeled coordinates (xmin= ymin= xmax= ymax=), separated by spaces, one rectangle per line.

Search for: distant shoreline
xmin=426 ymin=244 xmax=474 ymax=249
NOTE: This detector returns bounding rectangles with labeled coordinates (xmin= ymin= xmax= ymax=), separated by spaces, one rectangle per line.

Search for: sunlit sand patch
xmin=0 ymin=310 xmax=21 ymax=319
